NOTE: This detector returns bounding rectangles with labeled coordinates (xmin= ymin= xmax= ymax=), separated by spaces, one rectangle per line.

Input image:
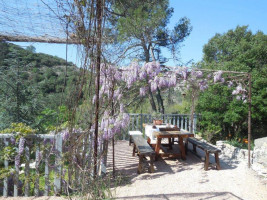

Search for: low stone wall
xmin=252 ymin=137 xmax=267 ymax=178
xmin=216 ymin=137 xmax=267 ymax=179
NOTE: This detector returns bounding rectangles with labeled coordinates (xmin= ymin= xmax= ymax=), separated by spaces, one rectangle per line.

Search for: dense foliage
xmin=197 ymin=26 xmax=267 ymax=141
xmin=0 ymin=42 xmax=80 ymax=131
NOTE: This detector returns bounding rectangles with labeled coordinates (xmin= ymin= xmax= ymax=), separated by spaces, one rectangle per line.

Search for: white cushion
xmin=129 ymin=131 xmax=142 ymax=135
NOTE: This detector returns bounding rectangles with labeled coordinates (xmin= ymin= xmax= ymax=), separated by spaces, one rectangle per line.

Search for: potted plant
xmin=151 ymin=111 xmax=163 ymax=125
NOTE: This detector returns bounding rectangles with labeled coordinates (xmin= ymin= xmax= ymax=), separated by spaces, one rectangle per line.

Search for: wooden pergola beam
xmin=0 ymin=34 xmax=80 ymax=44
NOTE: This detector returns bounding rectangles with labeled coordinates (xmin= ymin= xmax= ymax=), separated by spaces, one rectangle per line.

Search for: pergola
xmin=0 ymin=0 xmax=253 ymax=169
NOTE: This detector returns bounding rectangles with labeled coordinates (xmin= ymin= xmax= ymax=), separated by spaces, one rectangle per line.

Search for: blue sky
xmin=168 ymin=0 xmax=267 ymax=65
xmin=14 ymin=0 xmax=267 ymax=67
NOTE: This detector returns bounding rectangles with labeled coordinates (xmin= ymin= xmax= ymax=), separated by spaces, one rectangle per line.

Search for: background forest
xmin=0 ymin=42 xmax=79 ymax=132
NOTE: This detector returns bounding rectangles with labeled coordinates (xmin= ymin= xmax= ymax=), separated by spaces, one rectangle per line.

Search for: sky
xmin=13 ymin=0 xmax=267 ymax=67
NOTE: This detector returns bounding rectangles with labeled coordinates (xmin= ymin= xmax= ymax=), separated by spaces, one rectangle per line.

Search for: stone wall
xmin=252 ymin=137 xmax=267 ymax=178
xmin=216 ymin=137 xmax=267 ymax=179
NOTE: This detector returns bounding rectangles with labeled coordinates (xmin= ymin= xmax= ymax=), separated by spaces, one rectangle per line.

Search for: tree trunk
xmin=93 ymin=0 xmax=102 ymax=178
xmin=144 ymin=46 xmax=157 ymax=111
xmin=150 ymin=45 xmax=164 ymax=114
xmin=156 ymin=88 xmax=165 ymax=114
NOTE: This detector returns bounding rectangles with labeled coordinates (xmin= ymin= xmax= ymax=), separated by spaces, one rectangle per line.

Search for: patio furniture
xmin=128 ymin=130 xmax=143 ymax=146
xmin=131 ymin=135 xmax=155 ymax=174
xmin=187 ymin=137 xmax=221 ymax=170
xmin=147 ymin=130 xmax=194 ymax=160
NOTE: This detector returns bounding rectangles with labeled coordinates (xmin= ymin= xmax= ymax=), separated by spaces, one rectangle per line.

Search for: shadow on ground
xmin=106 ymin=140 xmax=239 ymax=187
xmin=115 ymin=192 xmax=244 ymax=200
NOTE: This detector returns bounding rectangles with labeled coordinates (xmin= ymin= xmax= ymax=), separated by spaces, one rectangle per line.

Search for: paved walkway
xmin=107 ymin=140 xmax=267 ymax=200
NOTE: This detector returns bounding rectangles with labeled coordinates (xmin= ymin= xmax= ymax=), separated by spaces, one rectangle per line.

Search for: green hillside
xmin=0 ymin=41 xmax=80 ymax=131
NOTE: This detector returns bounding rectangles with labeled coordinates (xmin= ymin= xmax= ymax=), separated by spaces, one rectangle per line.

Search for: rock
xmin=254 ymin=137 xmax=267 ymax=147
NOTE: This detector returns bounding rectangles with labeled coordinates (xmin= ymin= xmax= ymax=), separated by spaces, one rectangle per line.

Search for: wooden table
xmin=147 ymin=131 xmax=194 ymax=160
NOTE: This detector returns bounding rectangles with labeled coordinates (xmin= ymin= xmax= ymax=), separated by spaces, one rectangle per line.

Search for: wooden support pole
xmin=248 ymin=73 xmax=252 ymax=168
xmin=93 ymin=0 xmax=103 ymax=178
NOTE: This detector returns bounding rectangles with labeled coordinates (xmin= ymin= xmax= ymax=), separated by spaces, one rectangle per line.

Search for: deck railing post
xmin=44 ymin=146 xmax=50 ymax=196
xmin=181 ymin=116 xmax=184 ymax=130
xmin=54 ymin=134 xmax=63 ymax=195
xmin=24 ymin=141 xmax=30 ymax=197
xmin=193 ymin=114 xmax=197 ymax=134
xmin=14 ymin=146 xmax=19 ymax=197
xmin=35 ymin=144 xmax=40 ymax=196
xmin=3 ymin=138 xmax=9 ymax=197
xmin=185 ymin=117 xmax=188 ymax=131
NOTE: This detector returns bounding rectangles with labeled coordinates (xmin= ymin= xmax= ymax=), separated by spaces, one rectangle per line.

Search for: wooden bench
xmin=187 ymin=137 xmax=221 ymax=170
xmin=129 ymin=131 xmax=143 ymax=146
xmin=132 ymin=135 xmax=155 ymax=174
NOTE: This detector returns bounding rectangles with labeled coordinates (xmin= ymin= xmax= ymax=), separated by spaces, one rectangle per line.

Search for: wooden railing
xmin=122 ymin=113 xmax=198 ymax=140
xmin=0 ymin=134 xmax=63 ymax=197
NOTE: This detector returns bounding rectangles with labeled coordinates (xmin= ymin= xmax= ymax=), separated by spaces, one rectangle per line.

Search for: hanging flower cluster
xmin=59 ymin=128 xmax=82 ymax=141
xmin=232 ymin=84 xmax=247 ymax=101
xmin=15 ymin=137 xmax=26 ymax=168
xmin=99 ymin=105 xmax=130 ymax=140
xmin=94 ymin=61 xmax=248 ymax=141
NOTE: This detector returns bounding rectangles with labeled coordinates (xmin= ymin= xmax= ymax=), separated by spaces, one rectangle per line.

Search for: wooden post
xmin=176 ymin=116 xmax=179 ymax=127
xmin=131 ymin=115 xmax=134 ymax=130
xmin=24 ymin=142 xmax=30 ymax=196
xmin=54 ymin=134 xmax=63 ymax=195
xmin=185 ymin=117 xmax=188 ymax=131
xmin=181 ymin=116 xmax=184 ymax=130
xmin=93 ymin=0 xmax=103 ymax=178
xmin=3 ymin=139 xmax=9 ymax=197
xmin=35 ymin=145 xmax=40 ymax=196
xmin=14 ymin=147 xmax=19 ymax=197
xmin=44 ymin=147 xmax=50 ymax=196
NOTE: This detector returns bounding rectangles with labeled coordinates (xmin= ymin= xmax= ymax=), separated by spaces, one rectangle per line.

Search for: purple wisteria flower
xmin=140 ymin=87 xmax=147 ymax=96
xmin=228 ymin=81 xmax=233 ymax=88
xmin=139 ymin=70 xmax=147 ymax=80
xmin=168 ymin=74 xmax=177 ymax=87
xmin=199 ymin=79 xmax=208 ymax=91
xmin=181 ymin=67 xmax=189 ymax=80
xmin=150 ymin=81 xmax=158 ymax=92
xmin=10 ymin=137 xmax=16 ymax=145
xmin=60 ymin=129 xmax=70 ymax=141
xmin=15 ymin=137 xmax=26 ymax=168
xmin=214 ymin=70 xmax=223 ymax=83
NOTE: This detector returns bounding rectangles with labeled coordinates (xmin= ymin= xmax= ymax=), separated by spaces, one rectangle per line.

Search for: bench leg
xmin=178 ymin=136 xmax=186 ymax=160
xmin=168 ymin=138 xmax=172 ymax=150
xmin=148 ymin=155 xmax=155 ymax=173
xmin=137 ymin=155 xmax=144 ymax=174
xmin=129 ymin=135 xmax=132 ymax=146
xmin=155 ymin=138 xmax=162 ymax=161
xmin=132 ymin=144 xmax=136 ymax=157
xmin=193 ymin=144 xmax=197 ymax=153
xmin=215 ymin=153 xmax=221 ymax=170
xmin=204 ymin=152 xmax=210 ymax=171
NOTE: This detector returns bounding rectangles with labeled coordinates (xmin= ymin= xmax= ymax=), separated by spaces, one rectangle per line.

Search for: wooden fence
xmin=0 ymin=134 xmax=63 ymax=197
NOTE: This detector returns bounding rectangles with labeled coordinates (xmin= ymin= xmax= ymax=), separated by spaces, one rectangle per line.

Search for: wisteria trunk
xmin=93 ymin=0 xmax=102 ymax=178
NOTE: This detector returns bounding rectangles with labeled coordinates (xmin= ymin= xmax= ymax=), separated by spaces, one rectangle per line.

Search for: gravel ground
xmin=107 ymin=140 xmax=267 ymax=200
xmin=1 ymin=140 xmax=266 ymax=200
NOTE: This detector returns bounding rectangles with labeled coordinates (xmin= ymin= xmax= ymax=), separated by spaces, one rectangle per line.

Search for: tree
xmin=26 ymin=45 xmax=36 ymax=53
xmin=197 ymin=26 xmax=267 ymax=140
xmin=110 ymin=0 xmax=192 ymax=112
xmin=0 ymin=50 xmax=43 ymax=129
